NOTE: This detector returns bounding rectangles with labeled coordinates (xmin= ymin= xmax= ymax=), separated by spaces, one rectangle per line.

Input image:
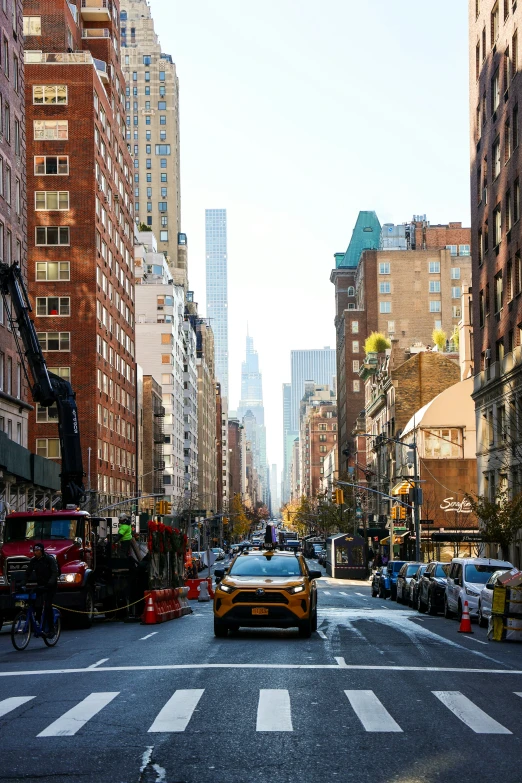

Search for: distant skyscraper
xmin=282 ymin=383 xmax=292 ymax=504
xmin=205 ymin=209 xmax=228 ymax=398
xmin=290 ymin=348 xmax=337 ymax=432
xmin=238 ymin=333 xmax=267 ymax=504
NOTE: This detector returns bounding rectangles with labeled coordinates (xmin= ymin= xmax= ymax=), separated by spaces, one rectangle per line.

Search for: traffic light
xmin=155 ymin=501 xmax=164 ymax=515
xmin=390 ymin=506 xmax=397 ymax=520
xmin=164 ymin=501 xmax=172 ymax=515
xmin=223 ymin=517 xmax=229 ymax=526
xmin=335 ymin=488 xmax=344 ymax=505
xmin=399 ymin=506 xmax=407 ymax=520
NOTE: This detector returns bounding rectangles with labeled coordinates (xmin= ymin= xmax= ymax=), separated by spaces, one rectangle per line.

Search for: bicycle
xmin=11 ymin=588 xmax=61 ymax=651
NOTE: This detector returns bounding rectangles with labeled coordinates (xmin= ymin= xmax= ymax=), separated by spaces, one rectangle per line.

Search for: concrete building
xmin=469 ymin=0 xmax=522 ymax=565
xmin=269 ymin=463 xmax=280 ymax=515
xmin=298 ymin=383 xmax=336 ymax=499
xmin=135 ymin=230 xmax=185 ymax=507
xmin=25 ymin=0 xmax=137 ymax=511
xmin=332 ymin=212 xmax=472 ymax=478
xmin=195 ymin=312 xmax=217 ymax=516
xmin=320 ymin=445 xmax=338 ymax=498
xmin=205 ymin=208 xmax=228 ymax=398
xmin=228 ymin=417 xmax=245 ymax=500
xmin=183 ymin=296 xmax=198 ymax=500
xmin=290 ymin=348 xmax=336 ymax=434
xmin=120 ymin=0 xmax=182 ymax=278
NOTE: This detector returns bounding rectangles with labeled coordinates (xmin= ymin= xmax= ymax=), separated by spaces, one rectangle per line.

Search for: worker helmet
xmin=118 ymin=513 xmax=130 ymax=522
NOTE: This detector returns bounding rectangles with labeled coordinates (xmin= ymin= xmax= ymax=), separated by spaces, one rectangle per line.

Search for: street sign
xmin=420 ymin=519 xmax=434 ymax=525
xmin=355 ymin=508 xmax=363 ymax=519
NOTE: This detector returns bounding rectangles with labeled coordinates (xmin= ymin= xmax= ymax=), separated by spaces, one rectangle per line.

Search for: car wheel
xmin=298 ymin=617 xmax=312 ymax=638
xmin=417 ymin=591 xmax=426 ymax=614
xmin=0 ymin=615 xmax=4 ymax=633
xmin=427 ymin=592 xmax=437 ymax=616
xmin=379 ymin=585 xmax=386 ymax=599
xmin=311 ymin=608 xmax=318 ymax=632
xmin=371 ymin=587 xmax=378 ymax=598
xmin=390 ymin=587 xmax=397 ymax=601
xmin=457 ymin=600 xmax=463 ymax=621
xmin=228 ymin=623 xmax=240 ymax=633
xmin=478 ymin=602 xmax=488 ymax=628
xmin=75 ymin=587 xmax=94 ymax=629
xmin=396 ymin=587 xmax=402 ymax=604
xmin=213 ymin=617 xmax=228 ymax=638
xmin=444 ymin=597 xmax=453 ymax=619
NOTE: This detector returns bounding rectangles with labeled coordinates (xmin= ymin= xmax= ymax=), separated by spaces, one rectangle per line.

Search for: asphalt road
xmin=0 ymin=561 xmax=522 ymax=783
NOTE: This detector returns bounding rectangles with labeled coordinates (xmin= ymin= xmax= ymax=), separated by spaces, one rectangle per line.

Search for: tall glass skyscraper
xmin=205 ymin=209 xmax=229 ymax=398
xmin=290 ymin=348 xmax=337 ymax=432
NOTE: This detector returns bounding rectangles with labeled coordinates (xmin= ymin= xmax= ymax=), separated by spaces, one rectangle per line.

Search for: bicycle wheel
xmin=11 ymin=611 xmax=32 ymax=651
xmin=43 ymin=614 xmax=61 ymax=647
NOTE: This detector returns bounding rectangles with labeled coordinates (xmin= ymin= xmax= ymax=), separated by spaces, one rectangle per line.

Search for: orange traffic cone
xmin=143 ymin=593 xmax=157 ymax=625
xmin=458 ymin=600 xmax=473 ymax=633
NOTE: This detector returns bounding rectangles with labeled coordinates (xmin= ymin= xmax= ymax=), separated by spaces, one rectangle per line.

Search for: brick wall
xmin=393 ymin=352 xmax=461 ymax=431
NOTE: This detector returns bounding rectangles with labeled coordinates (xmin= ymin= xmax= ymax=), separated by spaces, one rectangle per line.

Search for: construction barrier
xmin=185 ymin=577 xmax=215 ymax=600
xmin=141 ymin=588 xmax=193 ymax=624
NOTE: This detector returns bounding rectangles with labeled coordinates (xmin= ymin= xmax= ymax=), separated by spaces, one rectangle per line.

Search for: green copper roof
xmin=336 ymin=211 xmax=381 ymax=268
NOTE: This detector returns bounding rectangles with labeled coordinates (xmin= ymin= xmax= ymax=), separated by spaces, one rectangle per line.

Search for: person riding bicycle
xmin=25 ymin=543 xmax=58 ymax=636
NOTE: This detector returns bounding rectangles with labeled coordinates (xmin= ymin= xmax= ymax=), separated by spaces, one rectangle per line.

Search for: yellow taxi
xmin=213 ymin=549 xmax=322 ymax=637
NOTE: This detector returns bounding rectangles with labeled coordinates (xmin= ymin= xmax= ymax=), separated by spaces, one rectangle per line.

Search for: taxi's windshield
xmin=4 ymin=518 xmax=79 ymax=543
xmin=229 ymin=555 xmax=303 ymax=577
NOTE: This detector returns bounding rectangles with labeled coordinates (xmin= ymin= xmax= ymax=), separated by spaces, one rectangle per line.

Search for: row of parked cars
xmin=371 ymin=556 xmax=514 ymax=625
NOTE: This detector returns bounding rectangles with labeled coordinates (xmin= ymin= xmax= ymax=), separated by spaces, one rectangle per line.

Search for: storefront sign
xmin=439 ymin=497 xmax=472 ymax=514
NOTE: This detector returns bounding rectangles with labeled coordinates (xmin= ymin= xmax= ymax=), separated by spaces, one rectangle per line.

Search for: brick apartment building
xmin=141 ymin=374 xmax=164 ymax=498
xmin=302 ymin=404 xmax=338 ymax=499
xmin=470 ymin=0 xmax=522 ymax=535
xmin=24 ymin=0 xmax=137 ymax=511
xmin=331 ymin=212 xmax=472 ymax=477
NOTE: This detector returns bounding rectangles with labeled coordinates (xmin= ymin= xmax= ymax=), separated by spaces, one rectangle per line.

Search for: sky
xmin=149 ymin=0 xmax=471 ymax=477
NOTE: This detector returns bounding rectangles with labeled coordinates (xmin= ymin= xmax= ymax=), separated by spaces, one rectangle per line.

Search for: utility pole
xmin=412 ymin=441 xmax=421 ymax=562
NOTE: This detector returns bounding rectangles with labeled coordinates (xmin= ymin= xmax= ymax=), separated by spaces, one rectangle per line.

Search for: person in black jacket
xmin=25 ymin=543 xmax=58 ymax=636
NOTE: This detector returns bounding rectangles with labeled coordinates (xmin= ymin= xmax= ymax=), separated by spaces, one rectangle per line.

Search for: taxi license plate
xmin=252 ymin=607 xmax=269 ymax=616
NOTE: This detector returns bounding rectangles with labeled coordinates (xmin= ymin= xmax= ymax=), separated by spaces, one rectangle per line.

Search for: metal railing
xmin=81 ymin=0 xmax=110 ymax=9
xmin=82 ymin=28 xmax=110 ymax=38
xmin=24 ymin=51 xmax=93 ymax=64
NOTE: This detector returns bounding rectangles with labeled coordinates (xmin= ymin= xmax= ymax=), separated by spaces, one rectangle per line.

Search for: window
xmin=451 ymin=267 xmax=461 ymax=280
xmin=158 ymin=101 xmax=166 ymax=110
xmin=495 ymin=271 xmax=503 ymax=313
xmin=352 ymin=341 xmax=359 ymax=352
xmin=160 ymin=230 xmax=168 ymax=241
xmin=507 ymin=258 xmax=513 ymax=301
xmin=351 ymin=321 xmax=359 ymax=334
xmin=158 ymin=202 xmax=167 ymax=212
xmin=452 ymin=305 xmax=462 ymax=318
xmin=429 ymin=280 xmax=441 ymax=293
xmin=429 ymin=261 xmax=440 ymax=273
xmin=506 ymin=189 xmax=513 ymax=232
xmin=35 ymin=226 xmax=69 ymax=245
xmin=429 ymin=301 xmax=441 ymax=313
xmin=35 ymin=191 xmax=69 ymax=210
xmin=160 ymin=115 xmax=166 ymax=125
xmin=515 ymin=178 xmax=520 ymax=223
xmin=34 ymin=120 xmax=68 ymax=140
xmin=387 ymin=320 xmax=395 ymax=333
xmin=36 ymin=439 xmax=61 ymax=458
xmin=379 ymin=262 xmax=390 ymax=274
xmin=514 ymin=104 xmax=519 ymax=149
xmin=491 ymin=3 xmax=499 ymax=45
xmin=424 ymin=428 xmax=463 ymax=459
xmin=451 ymin=286 xmax=461 ymax=299
xmin=36 ymin=403 xmax=59 ymax=423
xmin=379 ymin=301 xmax=391 ymax=313
xmin=494 ymin=202 xmax=502 ymax=245
xmin=379 ymin=282 xmax=391 ymax=294
xmin=48 ymin=367 xmax=70 ymax=382
xmin=36 ymin=262 xmax=70 ymax=281
xmin=143 ymin=55 xmax=151 ymax=65
xmin=493 ymin=135 xmax=501 ymax=177
xmin=492 ymin=67 xmax=500 ymax=113
xmin=352 ymin=360 xmax=360 ymax=373
xmin=353 ymin=380 xmax=360 ymax=393
xmin=161 ymin=354 xmax=172 ymax=365
xmin=23 ymin=16 xmax=41 ymax=35
xmin=34 ymin=156 xmax=69 ymax=175
xmin=36 ymin=297 xmax=70 ymax=316
xmin=514 ymin=30 xmax=519 ymax=74
xmin=459 ymin=245 xmax=470 ymax=256
xmin=159 ymin=71 xmax=165 ymax=81
xmin=33 ymin=85 xmax=67 ymax=105
xmin=155 ymin=144 xmax=171 ymax=155
xmin=446 ymin=244 xmax=457 ymax=256
xmin=37 ymin=332 xmax=70 ymax=351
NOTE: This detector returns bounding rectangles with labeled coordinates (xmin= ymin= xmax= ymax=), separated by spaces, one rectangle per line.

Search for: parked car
xmin=311 ymin=544 xmax=324 ymax=559
xmin=379 ymin=561 xmax=407 ymax=599
xmin=409 ymin=564 xmax=428 ymax=608
xmin=478 ymin=568 xmax=511 ymax=627
xmin=317 ymin=548 xmax=327 ymax=566
xmin=416 ymin=561 xmax=450 ymax=615
xmin=445 ymin=557 xmax=514 ymax=619
xmin=212 ymin=547 xmax=225 ymax=561
xmin=371 ymin=569 xmax=382 ymax=598
xmin=396 ymin=562 xmax=422 ymax=604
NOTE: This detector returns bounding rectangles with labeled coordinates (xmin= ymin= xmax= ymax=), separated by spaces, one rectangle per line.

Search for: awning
xmin=391 ymin=480 xmax=412 ymax=496
xmin=431 ymin=532 xmax=482 ymax=543
xmin=380 ymin=532 xmax=410 ymax=546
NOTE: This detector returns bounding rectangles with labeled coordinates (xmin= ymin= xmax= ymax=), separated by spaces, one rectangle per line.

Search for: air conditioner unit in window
xmin=485 ymin=348 xmax=491 ymax=360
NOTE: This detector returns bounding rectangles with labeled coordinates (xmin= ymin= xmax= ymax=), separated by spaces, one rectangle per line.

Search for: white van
xmin=444 ymin=557 xmax=514 ymax=619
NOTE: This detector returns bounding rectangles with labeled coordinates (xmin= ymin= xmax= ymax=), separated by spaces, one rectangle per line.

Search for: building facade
xmin=237 ymin=333 xmax=267 ymax=504
xmin=281 ymin=382 xmax=292 ymax=503
xmin=290 ymin=348 xmax=336 ymax=433
xmin=470 ymin=0 xmax=522 ymax=563
xmin=120 ymin=0 xmax=182 ymax=277
xmin=195 ymin=313 xmax=217 ymax=516
xmin=205 ymin=208 xmax=228 ymax=398
xmin=141 ymin=374 xmax=164 ymax=498
xmin=25 ymin=0 xmax=137 ymax=511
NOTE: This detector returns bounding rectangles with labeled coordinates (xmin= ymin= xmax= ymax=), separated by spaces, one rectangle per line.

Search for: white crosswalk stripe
xmin=432 ymin=691 xmax=511 ymax=734
xmin=148 ymin=689 xmax=204 ymax=733
xmin=37 ymin=692 xmax=119 ymax=737
xmin=0 ymin=696 xmax=35 ymax=718
xmin=345 ymin=690 xmax=402 ymax=732
xmin=256 ymin=689 xmax=293 ymax=732
xmin=339 ymin=592 xmax=348 ymax=596
xmin=323 ymin=591 xmax=331 ymax=595
xmin=1 ymin=689 xmax=519 ymax=738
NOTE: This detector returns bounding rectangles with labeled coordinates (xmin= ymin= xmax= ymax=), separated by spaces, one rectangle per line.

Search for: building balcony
xmin=80 ymin=0 xmax=112 ymax=22
xmin=93 ymin=57 xmax=109 ymax=83
xmin=82 ymin=27 xmax=110 ymax=38
xmin=25 ymin=51 xmax=93 ymax=64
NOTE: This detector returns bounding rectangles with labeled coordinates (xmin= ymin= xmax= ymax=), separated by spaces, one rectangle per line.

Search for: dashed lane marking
xmin=87 ymin=659 xmax=109 ymax=669
xmin=140 ymin=632 xmax=159 ymax=640
xmin=317 ymin=630 xmax=327 ymax=640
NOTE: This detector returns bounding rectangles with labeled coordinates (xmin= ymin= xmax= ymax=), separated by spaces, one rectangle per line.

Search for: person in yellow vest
xmin=117 ymin=513 xmax=133 ymax=555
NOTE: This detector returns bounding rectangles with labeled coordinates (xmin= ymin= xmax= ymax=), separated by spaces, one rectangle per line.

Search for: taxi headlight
xmin=218 ymin=582 xmax=236 ymax=594
xmin=287 ymin=584 xmax=305 ymax=595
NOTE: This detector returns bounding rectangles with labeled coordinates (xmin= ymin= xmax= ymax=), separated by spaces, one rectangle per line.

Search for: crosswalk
xmin=0 ymin=688 xmax=520 ymax=738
